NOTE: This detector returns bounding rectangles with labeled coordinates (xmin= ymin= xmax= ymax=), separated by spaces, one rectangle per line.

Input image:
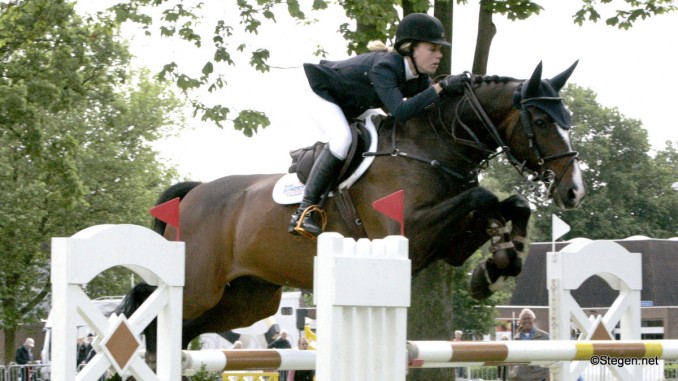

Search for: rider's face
xmin=412 ymin=42 xmax=443 ymax=74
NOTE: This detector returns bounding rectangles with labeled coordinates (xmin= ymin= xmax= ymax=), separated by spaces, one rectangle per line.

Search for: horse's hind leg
xmin=181 ymin=276 xmax=283 ymax=349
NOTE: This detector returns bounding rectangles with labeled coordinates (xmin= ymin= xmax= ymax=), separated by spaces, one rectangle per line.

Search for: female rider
xmin=289 ymin=12 xmax=470 ymax=237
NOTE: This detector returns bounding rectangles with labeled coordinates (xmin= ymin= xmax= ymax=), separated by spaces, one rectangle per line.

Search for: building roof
xmin=510 ymin=238 xmax=678 ymax=307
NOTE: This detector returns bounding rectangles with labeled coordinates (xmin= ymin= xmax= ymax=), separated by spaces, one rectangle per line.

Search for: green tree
xmin=91 ymin=0 xmax=672 ymax=132
xmin=541 ymin=85 xmax=677 ymax=240
xmin=0 ymin=0 xmax=181 ymax=363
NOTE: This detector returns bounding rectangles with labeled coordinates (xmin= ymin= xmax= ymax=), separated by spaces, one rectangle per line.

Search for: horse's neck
xmin=385 ymin=114 xmax=485 ymax=181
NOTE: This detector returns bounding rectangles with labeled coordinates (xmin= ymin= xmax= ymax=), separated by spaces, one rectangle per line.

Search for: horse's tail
xmin=124 ymin=182 xmax=200 ymax=356
xmin=151 ymin=181 xmax=202 ymax=235
xmin=115 ymin=283 xmax=159 ymax=354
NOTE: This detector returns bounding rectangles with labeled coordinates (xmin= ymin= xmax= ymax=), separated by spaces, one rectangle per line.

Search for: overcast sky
xmin=109 ymin=1 xmax=677 ymax=182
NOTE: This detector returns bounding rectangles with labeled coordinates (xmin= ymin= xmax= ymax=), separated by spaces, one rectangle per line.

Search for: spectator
xmin=452 ymin=330 xmax=464 ymax=378
xmin=84 ymin=333 xmax=97 ymax=363
xmin=289 ymin=337 xmax=314 ymax=381
xmin=76 ymin=336 xmax=88 ymax=367
xmin=268 ymin=330 xmax=292 ymax=381
xmin=510 ymin=309 xmax=550 ymax=381
xmin=15 ymin=338 xmax=34 ymax=381
xmin=15 ymin=338 xmax=34 ymax=364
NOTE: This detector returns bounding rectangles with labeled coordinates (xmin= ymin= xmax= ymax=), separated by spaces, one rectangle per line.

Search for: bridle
xmin=433 ymin=79 xmax=579 ymax=197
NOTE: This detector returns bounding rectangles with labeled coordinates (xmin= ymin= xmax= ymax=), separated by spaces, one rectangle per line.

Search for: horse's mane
xmin=377 ymin=74 xmax=519 ymax=134
xmin=434 ymin=74 xmax=517 ymax=87
xmin=472 ymin=74 xmax=517 ymax=86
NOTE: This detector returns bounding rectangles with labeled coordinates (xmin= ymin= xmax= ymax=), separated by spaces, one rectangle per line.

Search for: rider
xmin=289 ymin=12 xmax=471 ymax=237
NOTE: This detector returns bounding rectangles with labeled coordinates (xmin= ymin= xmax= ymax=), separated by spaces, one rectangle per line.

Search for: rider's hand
xmin=439 ymin=73 xmax=471 ymax=95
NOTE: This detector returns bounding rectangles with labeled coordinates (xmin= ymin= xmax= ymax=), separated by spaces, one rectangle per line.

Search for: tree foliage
xmin=0 ymin=0 xmax=180 ymax=363
xmin=102 ymin=0 xmax=327 ymax=136
xmin=94 ymin=0 xmax=676 ymax=126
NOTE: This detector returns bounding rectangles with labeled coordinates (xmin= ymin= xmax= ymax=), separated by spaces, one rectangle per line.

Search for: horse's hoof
xmin=469 ymin=262 xmax=494 ymax=300
xmin=490 ymin=244 xmax=512 ymax=268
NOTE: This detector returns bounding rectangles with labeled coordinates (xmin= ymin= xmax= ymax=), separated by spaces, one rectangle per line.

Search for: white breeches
xmin=306 ymin=91 xmax=351 ymax=160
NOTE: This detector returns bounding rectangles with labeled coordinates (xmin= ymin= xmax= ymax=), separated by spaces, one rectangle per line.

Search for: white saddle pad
xmin=272 ymin=109 xmax=383 ymax=205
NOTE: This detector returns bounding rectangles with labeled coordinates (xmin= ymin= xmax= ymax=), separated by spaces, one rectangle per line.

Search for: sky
xmin=106 ymin=1 xmax=678 ymax=182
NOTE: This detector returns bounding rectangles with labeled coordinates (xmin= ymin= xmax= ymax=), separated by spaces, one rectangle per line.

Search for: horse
xmin=118 ymin=61 xmax=585 ymax=356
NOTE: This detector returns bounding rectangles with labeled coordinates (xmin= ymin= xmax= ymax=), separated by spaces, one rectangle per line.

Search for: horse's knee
xmin=502 ymin=194 xmax=531 ymax=218
xmin=468 ymin=187 xmax=499 ymax=209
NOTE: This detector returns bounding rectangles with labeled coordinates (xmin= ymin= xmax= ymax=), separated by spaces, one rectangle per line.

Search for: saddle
xmin=273 ymin=110 xmax=386 ymax=238
xmin=288 ymin=119 xmax=374 ymax=185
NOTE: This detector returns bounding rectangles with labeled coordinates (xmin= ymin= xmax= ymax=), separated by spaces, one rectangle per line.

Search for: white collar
xmin=404 ymin=57 xmax=418 ymax=80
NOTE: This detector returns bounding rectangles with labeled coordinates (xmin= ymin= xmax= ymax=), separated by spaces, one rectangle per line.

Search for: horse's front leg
xmin=469 ymin=194 xmax=532 ymax=299
xmin=406 ymin=187 xmax=502 ymax=272
xmin=500 ymin=194 xmax=531 ymax=263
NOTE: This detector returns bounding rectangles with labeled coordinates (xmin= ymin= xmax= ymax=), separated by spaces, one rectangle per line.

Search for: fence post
xmin=314 ymin=233 xmax=410 ymax=381
xmin=50 ymin=224 xmax=185 ymax=381
xmin=548 ymin=239 xmax=642 ymax=381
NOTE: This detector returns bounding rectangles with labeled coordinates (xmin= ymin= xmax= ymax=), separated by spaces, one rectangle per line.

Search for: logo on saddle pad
xmin=272 ymin=109 xmax=382 ymax=205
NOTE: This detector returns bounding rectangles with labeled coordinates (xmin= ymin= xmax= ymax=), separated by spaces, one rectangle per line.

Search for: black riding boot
xmin=289 ymin=146 xmax=344 ymax=237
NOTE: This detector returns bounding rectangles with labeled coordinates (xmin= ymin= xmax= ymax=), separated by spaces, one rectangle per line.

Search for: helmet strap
xmin=407 ymin=45 xmax=422 ymax=76
xmin=410 ymin=56 xmax=422 ymax=76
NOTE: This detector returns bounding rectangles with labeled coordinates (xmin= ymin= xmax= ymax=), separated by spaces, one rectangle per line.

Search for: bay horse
xmin=118 ymin=61 xmax=585 ymax=355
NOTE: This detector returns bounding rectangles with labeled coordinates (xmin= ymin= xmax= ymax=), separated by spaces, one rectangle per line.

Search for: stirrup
xmin=293 ymin=205 xmax=328 ymax=240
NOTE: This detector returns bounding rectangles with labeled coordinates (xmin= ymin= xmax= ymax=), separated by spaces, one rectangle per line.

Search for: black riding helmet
xmin=394 ymin=13 xmax=451 ymax=53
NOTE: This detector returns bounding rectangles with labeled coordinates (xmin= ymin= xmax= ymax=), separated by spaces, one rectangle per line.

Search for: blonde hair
xmin=367 ymin=40 xmax=396 ymax=53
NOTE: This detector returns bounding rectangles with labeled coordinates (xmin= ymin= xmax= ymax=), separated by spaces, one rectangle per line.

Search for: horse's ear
xmin=550 ymin=60 xmax=579 ymax=92
xmin=525 ymin=61 xmax=543 ymax=98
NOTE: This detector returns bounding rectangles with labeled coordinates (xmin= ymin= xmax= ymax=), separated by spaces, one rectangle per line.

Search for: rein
xmin=362 ymin=118 xmax=477 ymax=185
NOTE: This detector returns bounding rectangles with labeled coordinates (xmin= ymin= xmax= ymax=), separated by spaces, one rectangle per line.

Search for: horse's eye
xmin=534 ymin=119 xmax=547 ymax=129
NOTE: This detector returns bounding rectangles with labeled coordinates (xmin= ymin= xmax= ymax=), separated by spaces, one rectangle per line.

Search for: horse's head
xmin=503 ymin=61 xmax=586 ymax=209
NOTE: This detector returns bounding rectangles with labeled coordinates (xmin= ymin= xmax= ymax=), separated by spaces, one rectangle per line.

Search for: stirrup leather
xmin=293 ymin=204 xmax=328 ymax=240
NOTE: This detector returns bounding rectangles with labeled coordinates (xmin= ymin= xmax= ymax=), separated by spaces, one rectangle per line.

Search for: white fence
xmin=48 ymin=225 xmax=678 ymax=380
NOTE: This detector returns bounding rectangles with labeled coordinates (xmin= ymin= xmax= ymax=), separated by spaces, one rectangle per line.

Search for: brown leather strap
xmin=335 ymin=187 xmax=368 ymax=239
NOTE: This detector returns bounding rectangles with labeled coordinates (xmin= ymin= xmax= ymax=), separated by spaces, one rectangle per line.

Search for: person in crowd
xmin=83 ymin=333 xmax=97 ymax=363
xmin=289 ymin=337 xmax=314 ymax=381
xmin=76 ymin=336 xmax=88 ymax=368
xmin=15 ymin=338 xmax=34 ymax=381
xmin=510 ymin=309 xmax=550 ymax=381
xmin=268 ymin=330 xmax=292 ymax=380
xmin=452 ymin=330 xmax=464 ymax=377
xmin=15 ymin=337 xmax=34 ymax=364
xmin=288 ymin=12 xmax=471 ymax=237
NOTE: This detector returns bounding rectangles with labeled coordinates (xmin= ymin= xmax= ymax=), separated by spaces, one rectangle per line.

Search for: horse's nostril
xmin=568 ymin=188 xmax=577 ymax=202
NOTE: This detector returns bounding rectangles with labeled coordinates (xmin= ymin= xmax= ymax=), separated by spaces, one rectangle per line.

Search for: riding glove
xmin=440 ymin=73 xmax=471 ymax=95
